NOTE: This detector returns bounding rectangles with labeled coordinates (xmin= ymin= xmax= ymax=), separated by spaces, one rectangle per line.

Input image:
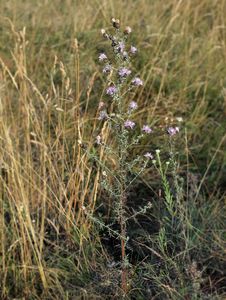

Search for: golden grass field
xmin=0 ymin=0 xmax=226 ymax=299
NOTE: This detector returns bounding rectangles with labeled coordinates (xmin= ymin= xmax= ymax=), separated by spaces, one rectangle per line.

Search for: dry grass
xmin=0 ymin=0 xmax=226 ymax=299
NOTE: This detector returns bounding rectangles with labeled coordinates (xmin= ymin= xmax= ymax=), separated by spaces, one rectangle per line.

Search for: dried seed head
xmin=176 ymin=117 xmax=183 ymax=122
xmin=124 ymin=26 xmax=132 ymax=34
xmin=102 ymin=171 xmax=107 ymax=177
xmin=98 ymin=102 xmax=105 ymax=109
xmin=96 ymin=135 xmax=102 ymax=145
xmin=112 ymin=18 xmax=120 ymax=29
xmin=122 ymin=51 xmax=129 ymax=60
xmin=98 ymin=110 xmax=108 ymax=120
xmin=101 ymin=28 xmax=109 ymax=39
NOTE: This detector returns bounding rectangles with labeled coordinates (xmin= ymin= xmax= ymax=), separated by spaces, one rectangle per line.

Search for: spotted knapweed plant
xmin=94 ymin=18 xmax=156 ymax=293
xmin=88 ymin=18 xmax=180 ymax=295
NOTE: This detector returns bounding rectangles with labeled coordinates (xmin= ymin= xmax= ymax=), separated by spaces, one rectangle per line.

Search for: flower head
xmin=103 ymin=64 xmax=112 ymax=74
xmin=128 ymin=101 xmax=138 ymax=111
xmin=112 ymin=18 xmax=120 ymax=29
xmin=101 ymin=29 xmax=109 ymax=39
xmin=98 ymin=110 xmax=108 ymax=120
xmin=142 ymin=125 xmax=152 ymax=134
xmin=106 ymin=85 xmax=117 ymax=96
xmin=130 ymin=46 xmax=137 ymax=54
xmin=122 ymin=51 xmax=129 ymax=59
xmin=176 ymin=117 xmax=183 ymax=122
xmin=124 ymin=120 xmax=135 ymax=129
xmin=98 ymin=101 xmax=105 ymax=109
xmin=116 ymin=41 xmax=125 ymax=53
xmin=118 ymin=67 xmax=131 ymax=77
xmin=167 ymin=127 xmax=179 ymax=136
xmin=144 ymin=152 xmax=153 ymax=159
xmin=124 ymin=26 xmax=132 ymax=34
xmin=99 ymin=53 xmax=107 ymax=61
xmin=101 ymin=29 xmax=106 ymax=35
xmin=132 ymin=77 xmax=143 ymax=86
xmin=96 ymin=135 xmax=101 ymax=145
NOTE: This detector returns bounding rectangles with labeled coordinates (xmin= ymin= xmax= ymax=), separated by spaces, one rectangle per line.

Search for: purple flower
xmin=124 ymin=120 xmax=135 ymax=129
xmin=99 ymin=53 xmax=107 ymax=61
xmin=118 ymin=67 xmax=131 ymax=77
xmin=144 ymin=152 xmax=153 ymax=159
xmin=128 ymin=101 xmax=138 ymax=111
xmin=132 ymin=77 xmax=143 ymax=86
xmin=103 ymin=64 xmax=112 ymax=74
xmin=98 ymin=110 xmax=108 ymax=120
xmin=142 ymin=125 xmax=152 ymax=134
xmin=130 ymin=46 xmax=137 ymax=54
xmin=106 ymin=85 xmax=117 ymax=96
xmin=116 ymin=41 xmax=125 ymax=53
xmin=167 ymin=127 xmax=179 ymax=136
